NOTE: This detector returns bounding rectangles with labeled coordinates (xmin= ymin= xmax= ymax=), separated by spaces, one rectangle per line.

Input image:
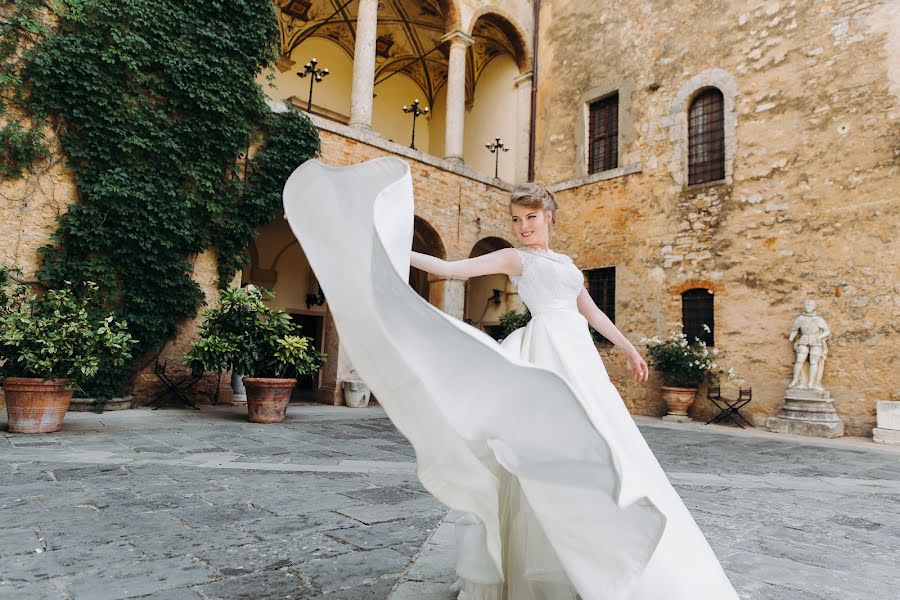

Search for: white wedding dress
xmin=282 ymin=157 xmax=741 ymax=600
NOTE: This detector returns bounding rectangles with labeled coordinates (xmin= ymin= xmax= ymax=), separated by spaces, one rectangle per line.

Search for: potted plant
xmin=0 ymin=267 xmax=136 ymax=433
xmin=185 ymin=285 xmax=325 ymax=423
xmin=499 ymin=308 xmax=531 ymax=340
xmin=640 ymin=326 xmax=732 ymax=422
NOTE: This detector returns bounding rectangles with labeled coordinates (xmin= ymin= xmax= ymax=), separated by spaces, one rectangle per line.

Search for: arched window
xmin=682 ymin=288 xmax=714 ymax=346
xmin=687 ymin=88 xmax=725 ymax=185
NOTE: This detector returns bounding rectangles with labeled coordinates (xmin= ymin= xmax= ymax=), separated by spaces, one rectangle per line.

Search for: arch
xmin=667 ymin=68 xmax=738 ymax=188
xmin=465 ymin=236 xmax=514 ymax=330
xmin=687 ymin=87 xmax=726 ymax=185
xmin=410 ymin=216 xmax=446 ymax=301
xmin=270 ymin=239 xmax=299 ymax=273
xmin=469 ymin=235 xmax=513 ymax=257
xmin=466 ymin=8 xmax=531 ymax=73
xmin=412 ymin=216 xmax=446 ymax=258
xmin=277 ymin=0 xmax=463 ymax=111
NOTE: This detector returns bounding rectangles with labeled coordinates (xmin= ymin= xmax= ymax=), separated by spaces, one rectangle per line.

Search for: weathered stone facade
xmin=3 ymin=1 xmax=897 ymax=437
xmin=534 ymin=0 xmax=899 ymax=435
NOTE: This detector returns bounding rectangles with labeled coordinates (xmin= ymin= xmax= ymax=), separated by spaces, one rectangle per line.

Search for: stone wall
xmin=533 ymin=0 xmax=900 ymax=435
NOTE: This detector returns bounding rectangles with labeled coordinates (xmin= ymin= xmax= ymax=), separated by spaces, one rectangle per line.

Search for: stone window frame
xmin=667 ymin=69 xmax=737 ymax=190
xmin=587 ymin=93 xmax=619 ymax=174
xmin=574 ymin=80 xmax=637 ymax=181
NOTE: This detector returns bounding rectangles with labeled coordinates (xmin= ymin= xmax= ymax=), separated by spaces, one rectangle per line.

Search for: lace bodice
xmin=509 ymin=247 xmax=584 ymax=316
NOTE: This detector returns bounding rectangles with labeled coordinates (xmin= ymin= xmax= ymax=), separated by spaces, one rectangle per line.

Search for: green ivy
xmin=5 ymin=0 xmax=320 ymax=396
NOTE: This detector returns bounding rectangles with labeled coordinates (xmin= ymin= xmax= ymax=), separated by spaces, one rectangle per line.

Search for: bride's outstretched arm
xmin=410 ymin=247 xmax=521 ymax=279
xmin=576 ymin=287 xmax=649 ymax=381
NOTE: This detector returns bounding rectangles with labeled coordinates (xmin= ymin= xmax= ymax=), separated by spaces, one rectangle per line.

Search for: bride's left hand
xmin=626 ymin=350 xmax=649 ymax=381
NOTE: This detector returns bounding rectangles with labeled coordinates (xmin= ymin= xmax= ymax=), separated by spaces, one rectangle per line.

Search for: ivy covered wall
xmin=1 ymin=0 xmax=320 ymax=396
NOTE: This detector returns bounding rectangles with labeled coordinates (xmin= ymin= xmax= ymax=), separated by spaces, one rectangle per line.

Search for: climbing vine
xmin=4 ymin=0 xmax=320 ymax=396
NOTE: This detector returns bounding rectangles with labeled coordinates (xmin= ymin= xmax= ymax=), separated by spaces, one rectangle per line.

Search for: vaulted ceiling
xmin=276 ymin=0 xmax=526 ymax=107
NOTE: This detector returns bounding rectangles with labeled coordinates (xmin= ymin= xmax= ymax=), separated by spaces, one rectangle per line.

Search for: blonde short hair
xmin=509 ymin=182 xmax=558 ymax=224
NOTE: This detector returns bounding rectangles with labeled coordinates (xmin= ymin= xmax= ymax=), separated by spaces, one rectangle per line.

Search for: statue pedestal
xmin=873 ymin=401 xmax=900 ymax=445
xmin=766 ymin=388 xmax=844 ymax=439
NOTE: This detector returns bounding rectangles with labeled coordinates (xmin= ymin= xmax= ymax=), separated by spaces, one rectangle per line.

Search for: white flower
xmin=711 ymin=348 xmax=719 ymax=355
xmin=701 ymin=323 xmax=711 ymax=333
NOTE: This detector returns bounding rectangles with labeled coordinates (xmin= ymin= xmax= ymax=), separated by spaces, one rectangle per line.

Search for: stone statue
xmin=788 ymin=300 xmax=831 ymax=390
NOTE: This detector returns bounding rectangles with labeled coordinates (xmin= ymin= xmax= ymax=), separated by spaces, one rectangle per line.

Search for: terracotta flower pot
xmin=242 ymin=377 xmax=295 ymax=423
xmin=3 ymin=377 xmax=74 ymax=433
xmin=660 ymin=385 xmax=698 ymax=420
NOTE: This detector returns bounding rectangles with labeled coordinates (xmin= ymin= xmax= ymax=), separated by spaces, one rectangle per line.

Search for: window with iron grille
xmin=586 ymin=267 xmax=615 ymax=344
xmin=588 ymin=93 xmax=618 ymax=174
xmin=682 ymin=288 xmax=714 ymax=346
xmin=687 ymin=88 xmax=725 ymax=185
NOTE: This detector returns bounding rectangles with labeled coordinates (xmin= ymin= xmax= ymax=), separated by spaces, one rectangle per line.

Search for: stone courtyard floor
xmin=1 ymin=405 xmax=898 ymax=600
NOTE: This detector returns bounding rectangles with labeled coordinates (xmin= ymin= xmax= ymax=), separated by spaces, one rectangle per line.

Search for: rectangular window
xmin=681 ymin=288 xmax=715 ymax=346
xmin=588 ymin=93 xmax=619 ymax=174
xmin=586 ymin=267 xmax=615 ymax=344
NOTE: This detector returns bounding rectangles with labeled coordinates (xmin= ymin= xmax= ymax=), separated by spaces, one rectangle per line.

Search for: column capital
xmin=513 ymin=71 xmax=534 ymax=88
xmin=441 ymin=30 xmax=475 ymax=47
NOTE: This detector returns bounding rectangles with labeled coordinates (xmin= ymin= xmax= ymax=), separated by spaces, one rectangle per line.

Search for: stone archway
xmin=411 ymin=215 xmax=446 ymax=303
xmin=465 ymin=236 xmax=515 ymax=339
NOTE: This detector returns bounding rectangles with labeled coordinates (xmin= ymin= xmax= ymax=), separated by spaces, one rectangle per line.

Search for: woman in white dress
xmin=282 ymin=157 xmax=741 ymax=600
xmin=410 ymin=182 xmax=741 ymax=600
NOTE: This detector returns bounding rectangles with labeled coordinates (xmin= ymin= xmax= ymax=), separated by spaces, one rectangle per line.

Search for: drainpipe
xmin=528 ymin=0 xmax=540 ymax=182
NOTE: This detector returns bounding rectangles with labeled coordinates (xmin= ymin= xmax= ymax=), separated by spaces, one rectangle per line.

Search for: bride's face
xmin=510 ymin=203 xmax=551 ymax=245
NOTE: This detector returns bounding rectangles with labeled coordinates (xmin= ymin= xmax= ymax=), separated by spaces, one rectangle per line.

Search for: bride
xmin=282 ymin=157 xmax=741 ymax=600
xmin=410 ymin=182 xmax=741 ymax=600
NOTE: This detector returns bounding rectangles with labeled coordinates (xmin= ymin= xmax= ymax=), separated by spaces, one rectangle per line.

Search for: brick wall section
xmin=316 ymin=128 xmax=516 ymax=259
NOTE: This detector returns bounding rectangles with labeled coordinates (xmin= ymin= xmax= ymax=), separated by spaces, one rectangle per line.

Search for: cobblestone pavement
xmin=1 ymin=406 xmax=898 ymax=600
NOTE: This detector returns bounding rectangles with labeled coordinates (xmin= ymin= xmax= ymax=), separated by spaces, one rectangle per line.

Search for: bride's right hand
xmin=626 ymin=350 xmax=649 ymax=382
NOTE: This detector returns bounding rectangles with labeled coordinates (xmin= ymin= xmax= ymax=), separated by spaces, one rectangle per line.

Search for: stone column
xmin=441 ymin=30 xmax=474 ymax=163
xmin=513 ymin=71 xmax=533 ymax=183
xmin=318 ymin=309 xmax=360 ymax=405
xmin=428 ymin=276 xmax=466 ymax=320
xmin=349 ymin=0 xmax=378 ymax=130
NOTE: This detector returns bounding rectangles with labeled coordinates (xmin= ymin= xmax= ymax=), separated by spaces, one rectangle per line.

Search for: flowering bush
xmin=639 ymin=325 xmax=734 ymax=388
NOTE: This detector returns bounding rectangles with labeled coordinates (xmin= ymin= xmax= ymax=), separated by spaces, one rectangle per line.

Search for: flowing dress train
xmin=282 ymin=157 xmax=741 ymax=600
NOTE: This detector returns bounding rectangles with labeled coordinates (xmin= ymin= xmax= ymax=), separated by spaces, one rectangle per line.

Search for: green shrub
xmin=0 ymin=266 xmax=136 ymax=387
xmin=499 ymin=308 xmax=531 ymax=339
xmin=3 ymin=0 xmax=320 ymax=395
xmin=185 ymin=285 xmax=325 ymax=380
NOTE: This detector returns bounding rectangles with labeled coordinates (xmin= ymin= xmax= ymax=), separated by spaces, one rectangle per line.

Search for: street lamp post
xmin=485 ymin=137 xmax=509 ymax=179
xmin=402 ymin=98 xmax=429 ymax=150
xmin=297 ymin=58 xmax=329 ymax=111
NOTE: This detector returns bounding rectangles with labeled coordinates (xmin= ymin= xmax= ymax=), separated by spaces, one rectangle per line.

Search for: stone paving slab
xmin=1 ymin=406 xmax=898 ymax=600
